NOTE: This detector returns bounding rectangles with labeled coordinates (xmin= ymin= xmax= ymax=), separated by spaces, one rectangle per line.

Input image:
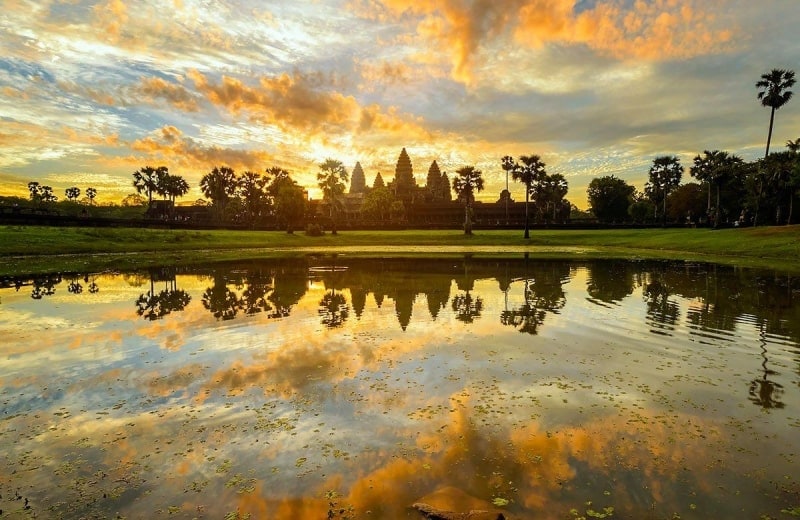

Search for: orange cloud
xmin=136 ymin=77 xmax=200 ymax=112
xmin=131 ymin=125 xmax=276 ymax=171
xmin=92 ymin=0 xmax=129 ymax=43
xmin=187 ymin=70 xmax=433 ymax=144
xmin=516 ymin=0 xmax=734 ymax=61
xmin=352 ymin=0 xmax=734 ymax=84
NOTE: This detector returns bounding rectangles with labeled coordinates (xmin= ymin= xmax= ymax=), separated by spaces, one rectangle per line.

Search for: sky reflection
xmin=1 ymin=257 xmax=799 ymax=519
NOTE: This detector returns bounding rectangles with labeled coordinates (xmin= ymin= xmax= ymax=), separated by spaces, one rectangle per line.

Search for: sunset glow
xmin=1 ymin=1 xmax=798 ymax=206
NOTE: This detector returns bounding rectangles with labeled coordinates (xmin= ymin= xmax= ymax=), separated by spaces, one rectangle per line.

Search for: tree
xmin=133 ymin=166 xmax=167 ymax=204
xmin=666 ymin=183 xmax=705 ymax=223
xmin=587 ymin=175 xmax=635 ymax=223
xmin=65 ymin=187 xmax=81 ymax=202
xmin=200 ymin=166 xmax=238 ymax=221
xmin=761 ymin=151 xmax=799 ymax=224
xmin=542 ymin=173 xmax=568 ymax=222
xmin=26 ymin=181 xmax=56 ymax=204
xmin=268 ymin=169 xmax=305 ymax=233
xmin=361 ymin=186 xmax=394 ymax=221
xmin=787 ymin=140 xmax=800 ymax=224
xmin=237 ymin=170 xmax=270 ymax=227
xmin=501 ymin=156 xmax=517 ymax=222
xmin=85 ymin=187 xmax=97 ymax=206
xmin=451 ymin=165 xmax=484 ymax=235
xmin=647 ymin=156 xmax=683 ymax=226
xmin=317 ymin=158 xmax=349 ymax=234
xmin=27 ymin=181 xmax=41 ymax=203
xmin=756 ymin=68 xmax=795 ymax=157
xmin=121 ymin=193 xmax=147 ymax=207
xmin=162 ymin=175 xmax=189 ymax=205
xmin=690 ymin=150 xmax=743 ymax=227
xmin=513 ymin=155 xmax=547 ymax=238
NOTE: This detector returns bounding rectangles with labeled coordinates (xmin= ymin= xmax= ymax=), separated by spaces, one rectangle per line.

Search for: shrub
xmin=305 ymin=223 xmax=324 ymax=236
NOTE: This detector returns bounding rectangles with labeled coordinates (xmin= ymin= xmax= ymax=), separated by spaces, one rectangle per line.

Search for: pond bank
xmin=1 ymin=225 xmax=798 ymax=275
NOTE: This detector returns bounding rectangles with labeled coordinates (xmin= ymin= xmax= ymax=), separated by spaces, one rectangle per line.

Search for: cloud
xmin=135 ymin=76 xmax=201 ymax=112
xmin=515 ymin=0 xmax=735 ymax=61
xmin=187 ymin=69 xmax=434 ymax=145
xmin=351 ymin=0 xmax=736 ymax=85
xmin=130 ymin=125 xmax=276 ymax=172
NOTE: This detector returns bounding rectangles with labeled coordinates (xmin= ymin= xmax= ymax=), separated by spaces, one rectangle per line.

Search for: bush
xmin=305 ymin=223 xmax=324 ymax=236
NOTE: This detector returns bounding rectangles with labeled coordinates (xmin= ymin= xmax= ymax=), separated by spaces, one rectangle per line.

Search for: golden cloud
xmin=353 ymin=0 xmax=734 ymax=85
xmin=131 ymin=124 xmax=276 ymax=171
xmin=187 ymin=70 xmax=433 ymax=144
xmin=136 ymin=77 xmax=200 ymax=112
xmin=515 ymin=0 xmax=734 ymax=61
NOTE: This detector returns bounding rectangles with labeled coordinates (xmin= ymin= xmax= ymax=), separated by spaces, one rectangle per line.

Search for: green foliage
xmin=452 ymin=165 xmax=484 ymax=235
xmin=200 ymin=166 xmax=238 ymax=221
xmin=587 ymin=175 xmax=635 ymax=223
xmin=317 ymin=158 xmax=348 ymax=220
xmin=361 ymin=186 xmax=394 ymax=221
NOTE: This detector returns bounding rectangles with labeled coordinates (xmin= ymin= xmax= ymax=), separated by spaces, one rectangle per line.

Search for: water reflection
xmin=1 ymin=257 xmax=800 ymax=519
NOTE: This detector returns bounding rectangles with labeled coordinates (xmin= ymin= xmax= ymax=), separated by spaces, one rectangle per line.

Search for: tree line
xmin=8 ymin=69 xmax=795 ymax=232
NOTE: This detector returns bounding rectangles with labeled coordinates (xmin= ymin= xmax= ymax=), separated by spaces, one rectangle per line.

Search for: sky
xmin=1 ymin=0 xmax=799 ymax=208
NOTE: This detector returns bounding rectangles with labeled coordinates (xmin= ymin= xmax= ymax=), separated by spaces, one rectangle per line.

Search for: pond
xmin=1 ymin=256 xmax=799 ymax=519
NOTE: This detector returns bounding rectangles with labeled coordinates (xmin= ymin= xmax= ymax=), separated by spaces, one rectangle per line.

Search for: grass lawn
xmin=0 ymin=225 xmax=798 ymax=275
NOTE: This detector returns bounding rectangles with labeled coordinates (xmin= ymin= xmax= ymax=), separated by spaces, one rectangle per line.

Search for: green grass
xmin=0 ymin=225 xmax=798 ymax=275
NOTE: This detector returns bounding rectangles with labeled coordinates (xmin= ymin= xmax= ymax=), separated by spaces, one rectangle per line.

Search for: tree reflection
xmin=644 ymin=277 xmax=680 ymax=336
xmin=452 ymin=291 xmax=483 ymax=324
xmin=319 ymin=289 xmax=349 ymax=328
xmin=136 ymin=268 xmax=191 ymax=320
xmin=240 ymin=271 xmax=272 ymax=316
xmin=31 ymin=274 xmax=61 ymax=299
xmin=748 ymin=323 xmax=785 ymax=409
xmin=268 ymin=267 xmax=308 ymax=319
xmin=452 ymin=257 xmax=482 ymax=324
xmin=202 ymin=273 xmax=241 ymax=321
xmin=586 ymin=261 xmax=636 ymax=306
xmin=501 ymin=262 xmax=568 ymax=335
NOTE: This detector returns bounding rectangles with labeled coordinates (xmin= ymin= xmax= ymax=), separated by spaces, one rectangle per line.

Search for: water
xmin=1 ymin=257 xmax=799 ymax=519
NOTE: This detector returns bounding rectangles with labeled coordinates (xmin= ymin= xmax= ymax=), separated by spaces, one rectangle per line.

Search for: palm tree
xmin=690 ymin=150 xmax=742 ymax=227
xmin=543 ymin=173 xmax=568 ymax=222
xmin=451 ymin=165 xmax=484 ymax=235
xmin=513 ymin=155 xmax=547 ymax=238
xmin=65 ymin=187 xmax=81 ymax=202
xmin=133 ymin=166 xmax=167 ymax=204
xmin=237 ymin=171 xmax=270 ymax=228
xmin=648 ymin=156 xmax=683 ymax=226
xmin=162 ymin=175 xmax=189 ymax=211
xmin=85 ymin=187 xmax=97 ymax=206
xmin=317 ymin=158 xmax=348 ymax=234
xmin=501 ymin=156 xmax=517 ymax=222
xmin=200 ymin=166 xmax=238 ymax=221
xmin=756 ymin=68 xmax=795 ymax=157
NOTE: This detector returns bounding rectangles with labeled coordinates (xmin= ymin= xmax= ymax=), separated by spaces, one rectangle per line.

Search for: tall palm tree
xmin=133 ymin=166 xmax=167 ymax=204
xmin=513 ymin=155 xmax=547 ymax=239
xmin=648 ymin=155 xmax=683 ymax=226
xmin=200 ymin=166 xmax=238 ymax=221
xmin=451 ymin=165 xmax=484 ymax=235
xmin=501 ymin=156 xmax=517 ymax=223
xmin=163 ymin=175 xmax=190 ymax=204
xmin=317 ymin=158 xmax=348 ymax=234
xmin=757 ymin=68 xmax=795 ymax=158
